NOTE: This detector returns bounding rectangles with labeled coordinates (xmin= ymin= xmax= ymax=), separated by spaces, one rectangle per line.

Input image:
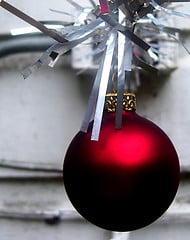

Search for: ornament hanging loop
xmin=105 ymin=92 xmax=136 ymax=112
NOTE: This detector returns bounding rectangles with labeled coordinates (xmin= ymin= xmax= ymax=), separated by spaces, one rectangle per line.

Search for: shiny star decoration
xmin=1 ymin=0 xmax=190 ymax=140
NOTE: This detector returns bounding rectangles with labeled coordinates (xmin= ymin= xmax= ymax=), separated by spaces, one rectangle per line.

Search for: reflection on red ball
xmin=63 ymin=111 xmax=180 ymax=231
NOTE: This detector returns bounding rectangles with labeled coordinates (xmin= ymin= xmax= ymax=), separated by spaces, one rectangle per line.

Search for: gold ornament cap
xmin=105 ymin=92 xmax=136 ymax=112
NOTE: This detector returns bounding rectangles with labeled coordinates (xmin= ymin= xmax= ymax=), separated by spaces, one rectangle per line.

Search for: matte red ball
xmin=63 ymin=111 xmax=180 ymax=231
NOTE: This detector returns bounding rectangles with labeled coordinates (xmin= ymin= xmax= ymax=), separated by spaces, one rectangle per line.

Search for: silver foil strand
xmin=91 ymin=31 xmax=117 ymax=141
xmin=146 ymin=13 xmax=180 ymax=35
xmin=65 ymin=18 xmax=103 ymax=41
xmin=115 ymin=10 xmax=133 ymax=129
xmin=22 ymin=30 xmax=96 ymax=78
xmin=115 ymin=10 xmax=126 ymax=129
xmin=124 ymin=38 xmax=133 ymax=72
xmin=95 ymin=10 xmax=151 ymax=51
xmin=22 ymin=19 xmax=103 ymax=78
xmin=22 ymin=52 xmax=50 ymax=79
xmin=49 ymin=8 xmax=73 ymax=18
xmin=146 ymin=13 xmax=190 ymax=54
xmin=47 ymin=19 xmax=104 ymax=67
xmin=66 ymin=0 xmax=84 ymax=12
xmin=0 ymin=0 xmax=67 ymax=43
xmin=151 ymin=0 xmax=190 ymax=19
xmin=80 ymin=50 xmax=107 ymax=133
xmin=48 ymin=31 xmax=97 ymax=67
xmin=89 ymin=0 xmax=97 ymax=8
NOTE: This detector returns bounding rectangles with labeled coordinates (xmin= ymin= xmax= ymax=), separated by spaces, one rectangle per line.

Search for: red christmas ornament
xmin=63 ymin=93 xmax=180 ymax=232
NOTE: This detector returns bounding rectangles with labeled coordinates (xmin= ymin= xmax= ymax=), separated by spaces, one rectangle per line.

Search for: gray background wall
xmin=0 ymin=1 xmax=190 ymax=239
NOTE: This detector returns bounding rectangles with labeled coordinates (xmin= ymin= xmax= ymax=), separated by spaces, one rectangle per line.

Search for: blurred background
xmin=0 ymin=0 xmax=190 ymax=239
